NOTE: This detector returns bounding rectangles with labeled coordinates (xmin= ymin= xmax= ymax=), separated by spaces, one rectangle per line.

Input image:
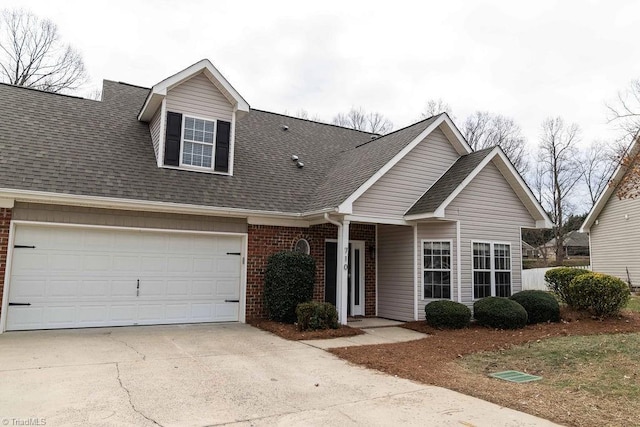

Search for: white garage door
xmin=6 ymin=224 xmax=244 ymax=331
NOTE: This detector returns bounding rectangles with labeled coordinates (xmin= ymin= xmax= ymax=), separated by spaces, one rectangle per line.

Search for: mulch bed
xmin=247 ymin=318 xmax=364 ymax=340
xmin=330 ymin=309 xmax=640 ymax=427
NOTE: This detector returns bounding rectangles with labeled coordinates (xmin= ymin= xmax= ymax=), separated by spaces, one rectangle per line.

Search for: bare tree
xmin=463 ymin=111 xmax=529 ymax=174
xmin=0 ymin=9 xmax=86 ymax=93
xmin=535 ymin=117 xmax=583 ymax=264
xmin=580 ymin=140 xmax=618 ymax=206
xmin=420 ymin=98 xmax=452 ymax=119
xmin=606 ymin=79 xmax=640 ymax=142
xmin=332 ymin=107 xmax=393 ymax=134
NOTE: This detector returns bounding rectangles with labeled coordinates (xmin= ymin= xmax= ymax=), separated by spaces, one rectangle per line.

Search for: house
xmin=582 ymin=135 xmax=639 ymax=287
xmin=521 ymin=241 xmax=539 ymax=259
xmin=0 ymin=59 xmax=551 ymax=332
xmin=542 ymin=231 xmax=590 ymax=260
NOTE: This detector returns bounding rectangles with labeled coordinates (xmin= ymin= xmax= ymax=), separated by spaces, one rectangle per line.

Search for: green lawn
xmin=626 ymin=296 xmax=640 ymax=313
xmin=460 ymin=333 xmax=640 ymax=401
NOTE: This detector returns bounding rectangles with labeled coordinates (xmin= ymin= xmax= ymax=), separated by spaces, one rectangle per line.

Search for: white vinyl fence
xmin=522 ymin=266 xmax=591 ymax=291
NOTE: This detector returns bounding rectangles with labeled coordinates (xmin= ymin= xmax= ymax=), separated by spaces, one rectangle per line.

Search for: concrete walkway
xmin=0 ymin=323 xmax=558 ymax=426
xmin=302 ymin=326 xmax=428 ymax=349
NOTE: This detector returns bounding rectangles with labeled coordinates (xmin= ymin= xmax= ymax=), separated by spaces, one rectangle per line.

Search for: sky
xmin=4 ymin=0 xmax=640 ymax=151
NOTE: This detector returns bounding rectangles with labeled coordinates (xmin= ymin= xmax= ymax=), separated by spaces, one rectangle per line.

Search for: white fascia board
xmin=440 ymin=113 xmax=473 ymax=154
xmin=402 ymin=148 xmax=553 ymax=228
xmin=0 ymin=198 xmax=14 ymax=208
xmin=138 ymin=90 xmax=167 ymax=122
xmin=0 ymin=188 xmax=335 ymax=220
xmin=420 ymin=148 xmax=500 ymax=219
xmin=581 ymin=186 xmax=613 ymax=233
xmin=402 ymin=211 xmax=443 ymax=221
xmin=338 ymin=115 xmax=449 ymax=213
xmin=138 ymin=59 xmax=250 ymax=122
xmin=343 ymin=215 xmax=412 ymax=226
xmin=582 ymin=135 xmax=639 ymax=232
xmin=490 ymin=150 xmax=553 ymax=228
xmin=247 ymin=217 xmax=310 ymax=228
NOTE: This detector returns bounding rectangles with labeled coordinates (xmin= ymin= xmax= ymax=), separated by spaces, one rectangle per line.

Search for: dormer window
xmin=139 ymin=59 xmax=250 ymax=175
xmin=163 ymin=111 xmax=231 ymax=174
xmin=182 ymin=116 xmax=215 ymax=168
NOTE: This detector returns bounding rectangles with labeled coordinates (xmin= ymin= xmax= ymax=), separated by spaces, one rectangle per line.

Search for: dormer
xmin=138 ymin=59 xmax=250 ymax=175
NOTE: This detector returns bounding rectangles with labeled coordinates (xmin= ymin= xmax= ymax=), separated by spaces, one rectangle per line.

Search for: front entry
xmin=324 ymin=240 xmax=365 ymax=316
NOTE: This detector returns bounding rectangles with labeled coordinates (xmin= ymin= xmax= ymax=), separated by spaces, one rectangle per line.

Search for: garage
xmin=4 ymin=223 xmax=245 ymax=331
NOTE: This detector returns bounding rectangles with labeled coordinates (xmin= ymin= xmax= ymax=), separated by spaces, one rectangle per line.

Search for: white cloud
xmin=5 ymin=0 xmax=640 ymax=150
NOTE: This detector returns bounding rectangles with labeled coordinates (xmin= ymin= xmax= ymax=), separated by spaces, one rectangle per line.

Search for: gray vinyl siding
xmin=416 ymin=221 xmax=457 ymax=320
xmin=377 ymin=224 xmax=415 ymax=321
xmin=352 ymin=128 xmax=459 ymax=218
xmin=149 ymin=106 xmax=162 ymax=161
xmin=12 ymin=203 xmax=248 ymax=234
xmin=444 ymin=162 xmax=535 ymax=303
xmin=590 ymin=194 xmax=640 ymax=285
xmin=165 ymin=73 xmax=233 ymax=122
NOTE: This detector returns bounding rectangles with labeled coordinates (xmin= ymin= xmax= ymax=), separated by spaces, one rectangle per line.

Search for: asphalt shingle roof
xmin=405 ymin=147 xmax=495 ymax=215
xmin=0 ymin=80 xmax=451 ymax=215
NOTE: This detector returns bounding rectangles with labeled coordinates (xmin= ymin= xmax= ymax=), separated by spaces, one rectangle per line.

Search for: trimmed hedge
xmin=473 ymin=297 xmax=528 ymax=329
xmin=567 ymin=273 xmax=630 ymax=317
xmin=544 ymin=267 xmax=591 ymax=305
xmin=424 ymin=300 xmax=471 ymax=329
xmin=296 ymin=302 xmax=339 ymax=331
xmin=509 ymin=290 xmax=560 ymax=324
xmin=264 ymin=251 xmax=316 ymax=323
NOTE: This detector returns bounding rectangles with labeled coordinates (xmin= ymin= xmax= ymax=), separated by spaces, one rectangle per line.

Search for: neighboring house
xmin=521 ymin=241 xmax=539 ymax=259
xmin=542 ymin=231 xmax=590 ymax=260
xmin=582 ymin=136 xmax=639 ymax=287
xmin=0 ymin=59 xmax=551 ymax=332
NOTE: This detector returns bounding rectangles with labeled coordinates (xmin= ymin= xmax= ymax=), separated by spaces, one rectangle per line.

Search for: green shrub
xmin=544 ymin=267 xmax=591 ymax=305
xmin=424 ymin=300 xmax=471 ymax=329
xmin=509 ymin=290 xmax=560 ymax=324
xmin=264 ymin=251 xmax=316 ymax=323
xmin=296 ymin=302 xmax=339 ymax=331
xmin=473 ymin=297 xmax=528 ymax=329
xmin=567 ymin=273 xmax=630 ymax=317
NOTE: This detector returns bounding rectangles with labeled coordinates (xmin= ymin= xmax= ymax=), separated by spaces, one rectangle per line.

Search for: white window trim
xmin=471 ymin=240 xmax=512 ymax=300
xmin=421 ymin=239 xmax=454 ymax=301
xmin=179 ymin=114 xmax=217 ymax=171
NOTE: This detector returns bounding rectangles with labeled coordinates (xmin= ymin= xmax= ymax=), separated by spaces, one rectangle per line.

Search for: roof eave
xmin=337 ymin=114 xmax=472 ymax=214
xmin=582 ymin=133 xmax=640 ymax=232
xmin=404 ymin=147 xmax=552 ymax=228
xmin=0 ymin=188 xmax=336 ymax=220
xmin=138 ymin=59 xmax=250 ymax=122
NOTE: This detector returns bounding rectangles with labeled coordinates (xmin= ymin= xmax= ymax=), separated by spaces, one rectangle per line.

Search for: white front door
xmin=6 ymin=224 xmax=244 ymax=331
xmin=349 ymin=241 xmax=365 ymax=316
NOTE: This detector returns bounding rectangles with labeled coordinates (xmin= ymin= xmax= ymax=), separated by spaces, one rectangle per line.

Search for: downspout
xmin=456 ymin=220 xmax=462 ymax=303
xmin=413 ymin=224 xmax=419 ymax=320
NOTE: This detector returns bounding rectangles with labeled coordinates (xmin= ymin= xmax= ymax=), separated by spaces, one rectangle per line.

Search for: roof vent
xmin=283 ymin=125 xmax=289 ymax=131
xmin=291 ymin=155 xmax=299 ymax=161
xmin=297 ymin=161 xmax=305 ymax=168
xmin=370 ymin=135 xmax=377 ymax=140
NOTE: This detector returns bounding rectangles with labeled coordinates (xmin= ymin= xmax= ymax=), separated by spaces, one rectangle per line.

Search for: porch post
xmin=337 ymin=220 xmax=350 ymax=325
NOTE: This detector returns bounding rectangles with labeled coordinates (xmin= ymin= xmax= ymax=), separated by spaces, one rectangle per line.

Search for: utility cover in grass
xmin=489 ymin=370 xmax=542 ymax=383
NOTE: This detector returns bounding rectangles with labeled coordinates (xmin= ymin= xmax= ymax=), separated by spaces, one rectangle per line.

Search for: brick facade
xmin=246 ymin=223 xmax=376 ymax=319
xmin=0 ymin=208 xmax=11 ymax=320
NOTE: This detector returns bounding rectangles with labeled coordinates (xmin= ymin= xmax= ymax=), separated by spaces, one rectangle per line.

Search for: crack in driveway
xmin=109 ymin=335 xmax=147 ymax=361
xmin=115 ymin=362 xmax=163 ymax=427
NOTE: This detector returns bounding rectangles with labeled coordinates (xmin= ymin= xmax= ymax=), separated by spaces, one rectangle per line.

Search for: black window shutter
xmin=214 ymin=120 xmax=231 ymax=173
xmin=164 ymin=112 xmax=182 ymax=166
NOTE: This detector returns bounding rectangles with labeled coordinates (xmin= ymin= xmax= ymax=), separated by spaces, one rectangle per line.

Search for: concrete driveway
xmin=0 ymin=323 xmax=556 ymax=426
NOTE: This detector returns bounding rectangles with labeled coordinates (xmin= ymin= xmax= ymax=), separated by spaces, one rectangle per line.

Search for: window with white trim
xmin=472 ymin=241 xmax=512 ymax=299
xmin=423 ymin=241 xmax=452 ymax=299
xmin=182 ymin=116 xmax=215 ymax=168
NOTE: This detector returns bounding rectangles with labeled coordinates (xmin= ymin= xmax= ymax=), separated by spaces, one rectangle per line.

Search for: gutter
xmin=0 ymin=188 xmax=337 ymax=219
